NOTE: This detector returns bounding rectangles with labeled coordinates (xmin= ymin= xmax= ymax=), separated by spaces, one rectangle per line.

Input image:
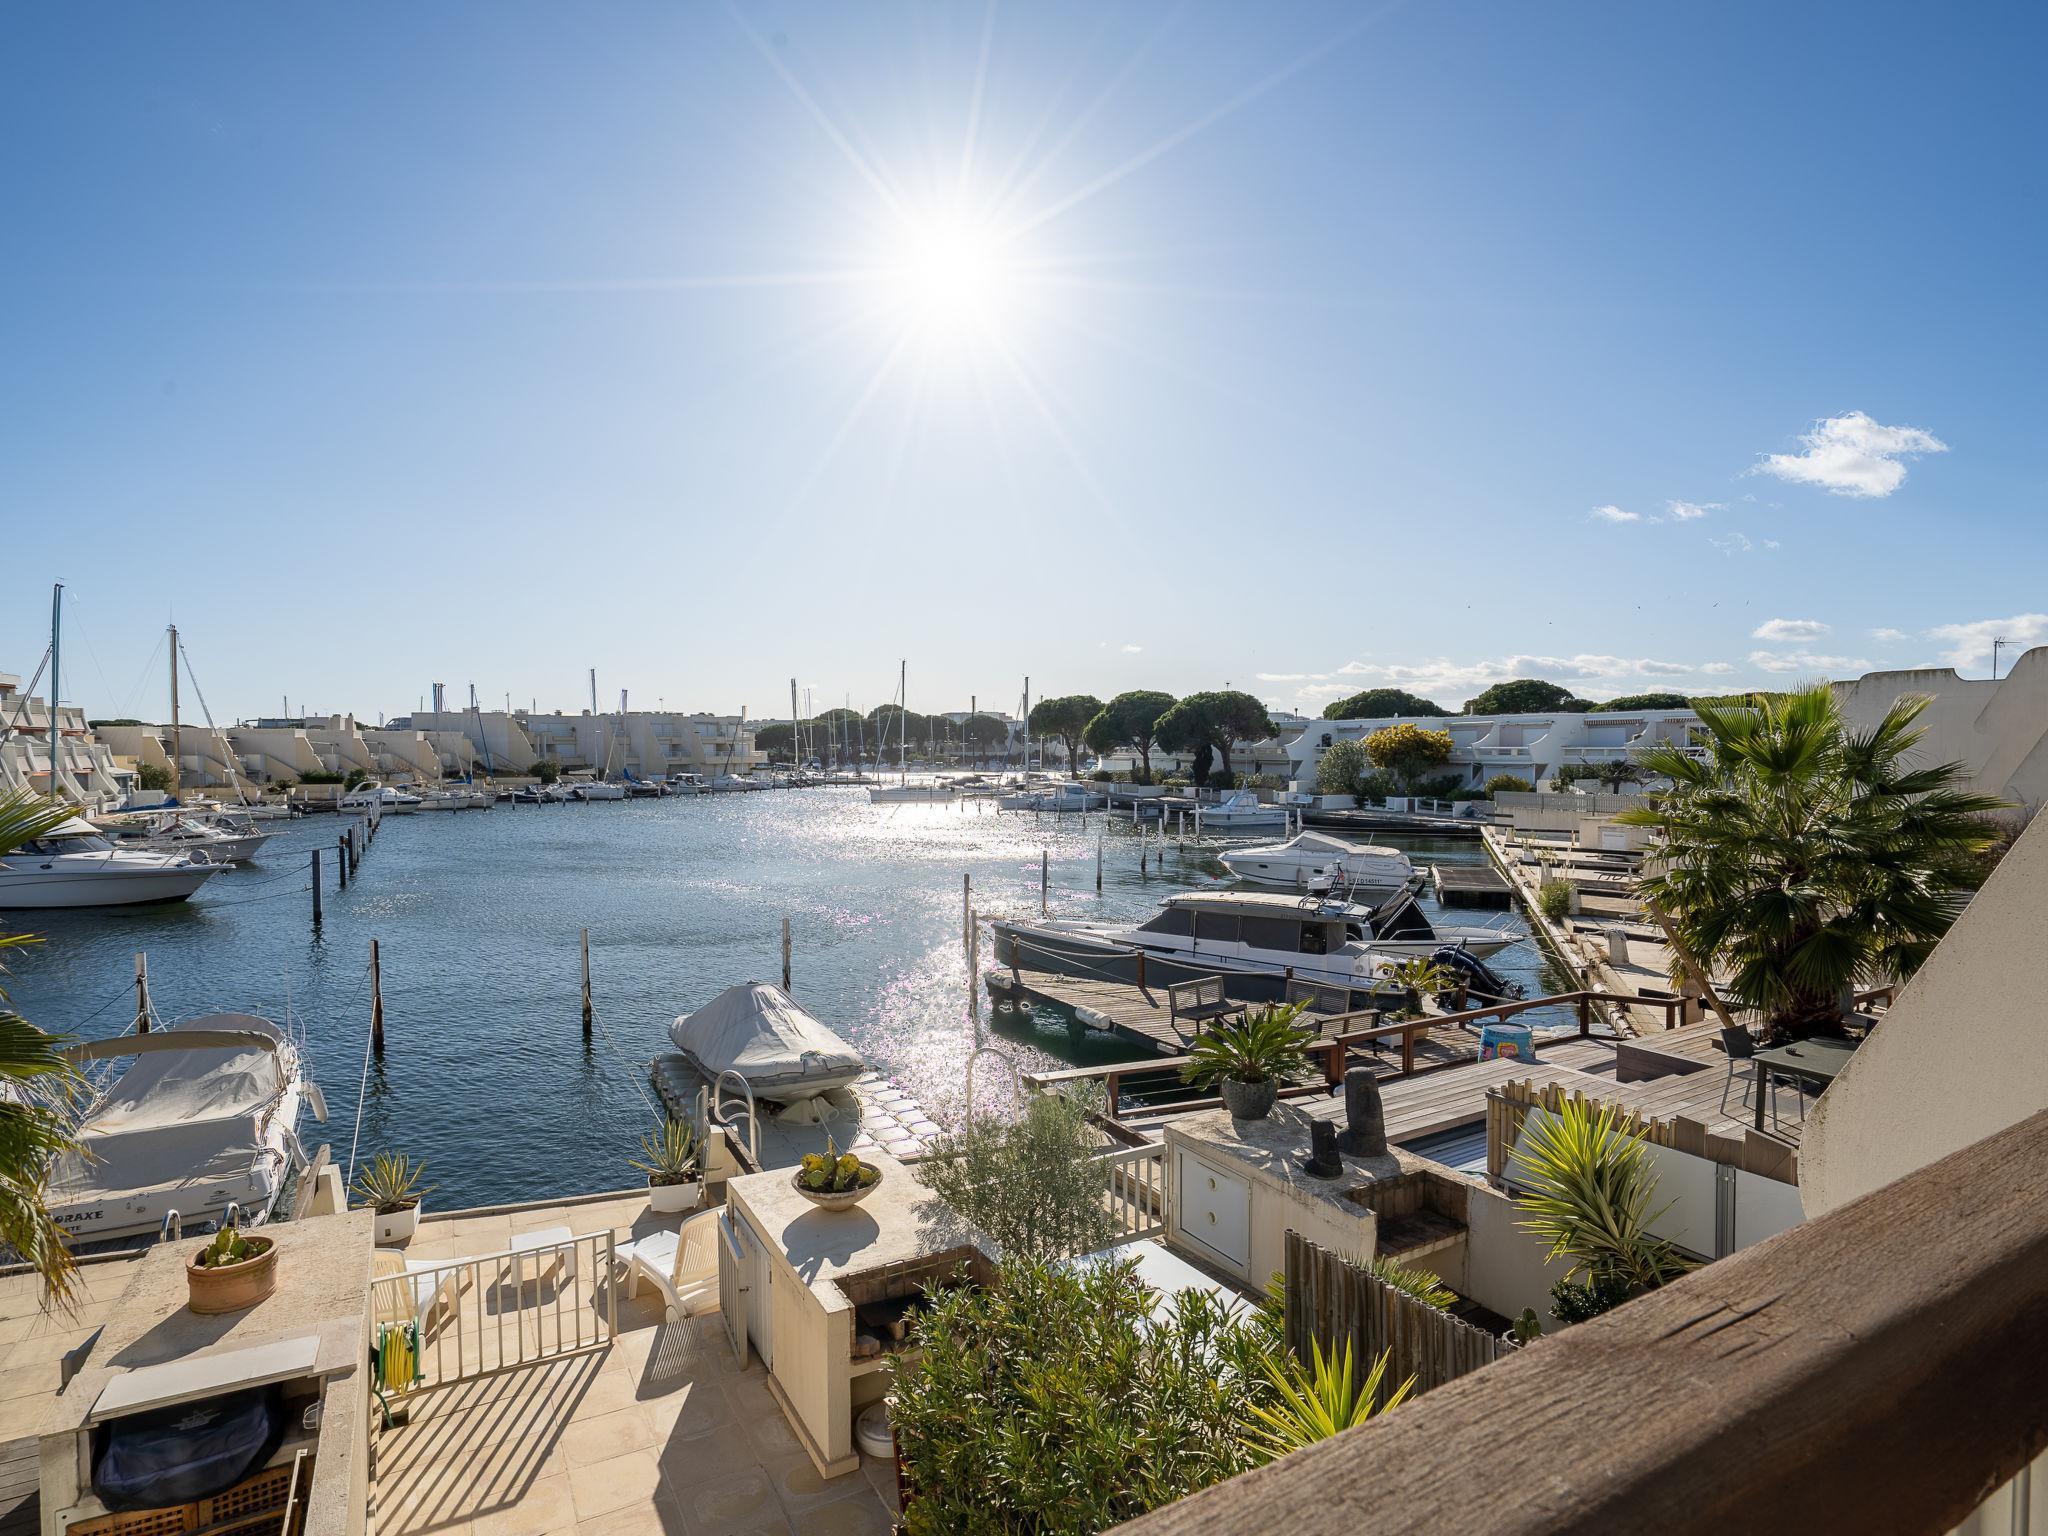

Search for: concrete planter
xmin=374 ymin=1200 xmax=422 ymax=1244
xmin=647 ymin=1178 xmax=702 ymax=1214
xmin=1220 ymin=1077 xmax=1279 ymax=1121
xmin=186 ymin=1238 xmax=279 ymax=1314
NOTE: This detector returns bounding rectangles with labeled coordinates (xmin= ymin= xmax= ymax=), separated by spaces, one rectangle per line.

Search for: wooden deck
xmin=1428 ymin=862 xmax=1514 ymax=908
xmin=0 ymin=1438 xmax=35 ymax=1536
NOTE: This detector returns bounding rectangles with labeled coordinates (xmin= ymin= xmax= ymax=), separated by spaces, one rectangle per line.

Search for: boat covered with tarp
xmin=669 ymin=982 xmax=865 ymax=1103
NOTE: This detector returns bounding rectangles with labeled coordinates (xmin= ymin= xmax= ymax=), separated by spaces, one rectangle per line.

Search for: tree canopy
xmin=1463 ymin=679 xmax=1594 ymax=715
xmin=754 ymin=722 xmax=795 ymax=758
xmin=1084 ymin=690 xmax=1177 ymax=783
xmin=1362 ymin=723 xmax=1455 ymax=787
xmin=1029 ymin=695 xmax=1104 ymax=769
xmin=1619 ymin=685 xmax=2005 ymax=1039
xmin=1155 ymin=691 xmax=1274 ymax=782
xmin=1321 ymin=688 xmax=1448 ymax=720
xmin=1315 ymin=739 xmax=1369 ymax=797
xmin=1588 ymin=692 xmax=1692 ymax=713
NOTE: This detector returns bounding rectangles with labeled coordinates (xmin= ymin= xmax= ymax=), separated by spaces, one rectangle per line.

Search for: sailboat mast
xmin=167 ymin=624 xmax=183 ymax=799
xmin=47 ymin=584 xmax=62 ymax=802
xmin=1023 ymin=675 xmax=1030 ymax=776
xmin=790 ymin=678 xmax=800 ymax=769
xmin=899 ymin=660 xmax=908 ymax=784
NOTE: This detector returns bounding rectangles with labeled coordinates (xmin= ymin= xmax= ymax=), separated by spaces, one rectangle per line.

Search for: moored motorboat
xmin=95 ymin=810 xmax=271 ymax=865
xmin=1217 ymin=830 xmax=1419 ymax=904
xmin=46 ymin=1014 xmax=324 ymax=1246
xmin=1190 ymin=790 xmax=1289 ymax=831
xmin=669 ymin=982 xmax=866 ymax=1105
xmin=0 ymin=818 xmax=222 ymax=909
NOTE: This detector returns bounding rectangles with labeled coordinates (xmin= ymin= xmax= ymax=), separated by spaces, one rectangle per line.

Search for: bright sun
xmin=885 ymin=212 xmax=1020 ymax=347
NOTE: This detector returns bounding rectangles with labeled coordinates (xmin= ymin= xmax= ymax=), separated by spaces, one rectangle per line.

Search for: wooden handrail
xmin=1114 ymin=1106 xmax=2048 ymax=1536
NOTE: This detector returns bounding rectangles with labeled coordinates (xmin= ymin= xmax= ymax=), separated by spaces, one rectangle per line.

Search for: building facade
xmin=1832 ymin=646 xmax=2048 ymax=811
xmin=1284 ymin=709 xmax=1702 ymax=790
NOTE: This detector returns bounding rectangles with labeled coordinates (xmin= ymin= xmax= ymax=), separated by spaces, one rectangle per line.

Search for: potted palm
xmin=631 ymin=1118 xmax=703 ymax=1213
xmin=351 ymin=1150 xmax=434 ymax=1243
xmin=1180 ymin=1002 xmax=1314 ymax=1121
xmin=186 ymin=1224 xmax=279 ymax=1314
xmin=1380 ymin=959 xmax=1456 ymax=1045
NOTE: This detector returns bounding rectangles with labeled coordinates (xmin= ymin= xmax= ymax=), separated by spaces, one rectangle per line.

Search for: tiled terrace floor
xmin=371 ymin=1196 xmax=896 ymax=1536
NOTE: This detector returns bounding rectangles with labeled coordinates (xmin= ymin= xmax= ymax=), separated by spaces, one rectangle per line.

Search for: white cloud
xmin=1923 ymin=613 xmax=2048 ymax=670
xmin=1747 ymin=650 xmax=1871 ymax=676
xmin=1752 ymin=618 xmax=1830 ymax=642
xmin=1587 ymin=504 xmax=1640 ymax=524
xmin=1699 ymin=662 xmax=1737 ymax=675
xmin=1665 ymin=500 xmax=1718 ymax=521
xmin=1869 ymin=627 xmax=1909 ymax=643
xmin=1754 ymin=410 xmax=1948 ymax=498
xmin=1710 ymin=530 xmax=1764 ymax=556
xmin=1121 ymin=643 xmax=1142 ymax=653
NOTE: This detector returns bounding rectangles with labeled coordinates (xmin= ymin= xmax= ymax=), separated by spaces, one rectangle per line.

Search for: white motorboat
xmin=1217 ymin=831 xmax=1419 ymax=903
xmin=0 ymin=819 xmax=222 ymax=909
xmin=667 ymin=773 xmax=705 ymax=794
xmin=570 ymin=781 xmax=628 ymax=801
xmin=338 ymin=784 xmax=420 ymax=814
xmin=1191 ymin=790 xmax=1289 ymax=832
xmin=96 ymin=810 xmax=271 ymax=865
xmin=669 ymin=982 xmax=866 ymax=1104
xmin=704 ymin=775 xmax=761 ymax=793
xmin=47 ymin=1014 xmax=324 ymax=1246
xmin=992 ymin=888 xmax=1519 ymax=1005
xmin=419 ymin=787 xmax=491 ymax=810
xmin=1028 ymin=783 xmax=1105 ymax=812
xmin=868 ymin=782 xmax=958 ymax=803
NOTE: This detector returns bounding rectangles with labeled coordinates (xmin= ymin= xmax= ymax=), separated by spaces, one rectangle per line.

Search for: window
xmin=1239 ymin=916 xmax=1301 ymax=952
xmin=1194 ymin=909 xmax=1239 ymax=945
xmin=1137 ymin=907 xmax=1193 ymax=937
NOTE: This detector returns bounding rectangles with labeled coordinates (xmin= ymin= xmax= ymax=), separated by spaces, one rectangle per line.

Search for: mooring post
xmin=310 ymin=849 xmax=322 ymax=923
xmin=967 ymin=909 xmax=980 ymax=1022
xmin=962 ymin=872 xmax=972 ymax=958
xmin=133 ymin=952 xmax=150 ymax=1034
xmin=1096 ymin=837 xmax=1103 ymax=893
xmin=581 ymin=927 xmax=594 ymax=1038
xmin=337 ymin=835 xmax=349 ymax=890
xmin=370 ymin=938 xmax=385 ymax=1056
xmin=781 ymin=916 xmax=792 ymax=992
xmin=1041 ymin=849 xmax=1049 ymax=915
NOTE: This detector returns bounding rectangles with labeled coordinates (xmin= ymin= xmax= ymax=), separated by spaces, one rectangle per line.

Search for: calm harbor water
xmin=6 ymin=793 xmax=1563 ymax=1210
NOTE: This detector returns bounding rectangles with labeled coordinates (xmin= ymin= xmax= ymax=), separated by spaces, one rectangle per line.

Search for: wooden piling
xmin=1041 ymin=849 xmax=1049 ymax=916
xmin=133 ymin=952 xmax=150 ymax=1034
xmin=370 ymin=938 xmax=385 ymax=1056
xmin=337 ymin=835 xmax=349 ymax=890
xmin=1096 ymin=837 xmax=1103 ymax=892
xmin=781 ymin=916 xmax=792 ymax=992
xmin=581 ymin=927 xmax=594 ymax=1038
xmin=311 ymin=849 xmax=322 ymax=923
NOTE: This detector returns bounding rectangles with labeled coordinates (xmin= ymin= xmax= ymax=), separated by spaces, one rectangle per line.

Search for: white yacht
xmin=991 ymin=889 xmax=1518 ymax=1005
xmin=670 ymin=982 xmax=866 ymax=1105
xmin=0 ymin=819 xmax=222 ymax=909
xmin=1191 ymin=790 xmax=1289 ymax=832
xmin=96 ymin=810 xmax=271 ymax=865
xmin=338 ymin=784 xmax=419 ymax=814
xmin=1217 ymin=831 xmax=1419 ymax=904
xmin=667 ymin=773 xmax=705 ymax=795
xmin=571 ymin=781 xmax=628 ymax=802
xmin=47 ymin=1014 xmax=325 ymax=1246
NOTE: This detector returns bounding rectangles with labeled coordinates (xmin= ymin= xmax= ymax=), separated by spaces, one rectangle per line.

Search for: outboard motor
xmin=1431 ymin=944 xmax=1524 ymax=1000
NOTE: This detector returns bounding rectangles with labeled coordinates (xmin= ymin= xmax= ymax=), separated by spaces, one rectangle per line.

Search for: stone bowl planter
xmin=374 ymin=1200 xmax=422 ymax=1245
xmin=647 ymin=1177 xmax=702 ymax=1214
xmin=790 ymin=1163 xmax=883 ymax=1212
xmin=1219 ymin=1077 xmax=1279 ymax=1121
xmin=186 ymin=1237 xmax=279 ymax=1314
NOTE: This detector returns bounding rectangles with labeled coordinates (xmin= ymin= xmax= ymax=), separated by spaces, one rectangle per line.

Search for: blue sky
xmin=4 ymin=1 xmax=2042 ymax=723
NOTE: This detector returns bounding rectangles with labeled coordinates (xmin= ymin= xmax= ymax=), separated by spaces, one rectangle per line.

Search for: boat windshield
xmin=24 ymin=834 xmax=114 ymax=855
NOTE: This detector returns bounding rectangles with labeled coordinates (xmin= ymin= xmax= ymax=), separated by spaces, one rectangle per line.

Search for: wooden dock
xmin=0 ymin=1437 xmax=37 ymax=1536
xmin=1429 ymin=862 xmax=1514 ymax=908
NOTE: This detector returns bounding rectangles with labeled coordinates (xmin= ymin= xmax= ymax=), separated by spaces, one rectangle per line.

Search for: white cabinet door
xmin=1173 ymin=1149 xmax=1251 ymax=1274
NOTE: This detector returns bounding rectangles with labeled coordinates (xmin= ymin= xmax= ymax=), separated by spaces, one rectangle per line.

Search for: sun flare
xmin=885 ymin=211 xmax=1021 ymax=346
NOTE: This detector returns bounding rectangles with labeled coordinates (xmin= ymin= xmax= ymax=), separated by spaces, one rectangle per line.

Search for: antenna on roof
xmin=1991 ymin=637 xmax=2011 ymax=679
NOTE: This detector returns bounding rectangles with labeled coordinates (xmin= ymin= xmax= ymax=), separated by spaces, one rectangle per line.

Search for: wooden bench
xmin=1168 ymin=977 xmax=1238 ymax=1038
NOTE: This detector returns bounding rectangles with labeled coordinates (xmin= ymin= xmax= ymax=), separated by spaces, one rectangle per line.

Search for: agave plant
xmin=1242 ymin=1336 xmax=1413 ymax=1462
xmin=629 ymin=1118 xmax=700 ymax=1186
xmin=350 ymin=1150 xmax=434 ymax=1215
xmin=1180 ymin=1001 xmax=1314 ymax=1089
xmin=1509 ymin=1096 xmax=1690 ymax=1310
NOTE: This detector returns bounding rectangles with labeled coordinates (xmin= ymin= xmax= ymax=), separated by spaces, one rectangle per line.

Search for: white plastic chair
xmin=616 ymin=1209 xmax=721 ymax=1321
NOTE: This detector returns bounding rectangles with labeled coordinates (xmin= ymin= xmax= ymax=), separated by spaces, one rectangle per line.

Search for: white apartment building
xmin=0 ymin=674 xmax=130 ymax=809
xmin=1833 ymin=646 xmax=2048 ymax=811
xmin=1285 ymin=708 xmax=1702 ymax=790
xmin=409 ymin=709 xmax=763 ymax=779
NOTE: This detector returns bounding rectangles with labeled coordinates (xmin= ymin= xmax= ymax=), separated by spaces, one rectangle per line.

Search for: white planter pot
xmin=647 ymin=1180 xmax=702 ymax=1214
xmin=375 ymin=1200 xmax=421 ymax=1244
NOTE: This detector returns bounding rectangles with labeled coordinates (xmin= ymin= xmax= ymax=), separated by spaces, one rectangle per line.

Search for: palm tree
xmin=1619 ymin=685 xmax=2005 ymax=1039
xmin=0 ymin=788 xmax=87 ymax=1304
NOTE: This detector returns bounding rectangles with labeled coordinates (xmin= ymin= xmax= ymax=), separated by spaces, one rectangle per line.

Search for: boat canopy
xmin=670 ymin=983 xmax=865 ymax=1100
xmin=46 ymin=1014 xmax=290 ymax=1210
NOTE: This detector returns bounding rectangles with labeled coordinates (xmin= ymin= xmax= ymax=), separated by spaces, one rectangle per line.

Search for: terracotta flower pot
xmin=186 ymin=1237 xmax=279 ymax=1314
xmin=1220 ymin=1077 xmax=1279 ymax=1120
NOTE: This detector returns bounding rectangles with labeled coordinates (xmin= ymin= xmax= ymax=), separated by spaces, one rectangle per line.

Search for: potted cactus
xmin=351 ymin=1150 xmax=435 ymax=1243
xmin=186 ymin=1225 xmax=279 ymax=1314
xmin=1180 ymin=1001 xmax=1315 ymax=1121
xmin=631 ymin=1118 xmax=703 ymax=1213
xmin=791 ymin=1136 xmax=882 ymax=1211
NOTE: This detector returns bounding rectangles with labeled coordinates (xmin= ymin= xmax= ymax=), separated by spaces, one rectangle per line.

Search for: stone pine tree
xmin=1084 ymin=691 xmax=1177 ymax=783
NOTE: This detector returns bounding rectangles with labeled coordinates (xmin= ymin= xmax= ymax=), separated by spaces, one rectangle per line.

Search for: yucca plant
xmin=1509 ymin=1097 xmax=1690 ymax=1319
xmin=0 ymin=789 xmax=89 ymax=1307
xmin=350 ymin=1150 xmax=434 ymax=1214
xmin=1242 ymin=1336 xmax=1414 ymax=1462
xmin=629 ymin=1118 xmax=700 ymax=1186
xmin=1180 ymin=1001 xmax=1314 ymax=1089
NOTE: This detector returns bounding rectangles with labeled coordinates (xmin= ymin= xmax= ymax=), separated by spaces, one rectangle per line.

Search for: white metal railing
xmin=1096 ymin=1143 xmax=1167 ymax=1242
xmin=369 ymin=1230 xmax=618 ymax=1391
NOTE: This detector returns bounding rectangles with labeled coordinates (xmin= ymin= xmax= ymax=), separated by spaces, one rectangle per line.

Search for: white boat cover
xmin=669 ymin=983 xmax=865 ymax=1100
xmin=46 ymin=1015 xmax=287 ymax=1210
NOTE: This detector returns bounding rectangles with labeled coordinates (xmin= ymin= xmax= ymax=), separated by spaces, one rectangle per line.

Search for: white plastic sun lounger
xmin=616 ymin=1209 xmax=721 ymax=1321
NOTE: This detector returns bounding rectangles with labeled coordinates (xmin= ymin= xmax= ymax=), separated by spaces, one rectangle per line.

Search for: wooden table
xmin=1752 ymin=1037 xmax=1859 ymax=1129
